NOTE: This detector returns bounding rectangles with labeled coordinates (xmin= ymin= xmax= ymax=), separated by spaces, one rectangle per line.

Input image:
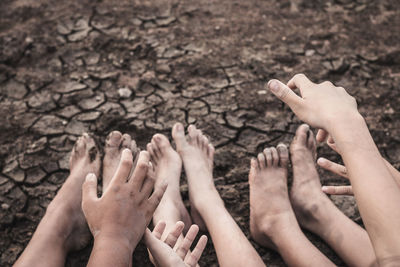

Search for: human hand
xmin=82 ymin=149 xmax=167 ymax=250
xmin=267 ymin=74 xmax=359 ymax=132
xmin=145 ymin=221 xmax=208 ymax=267
xmin=317 ymin=157 xmax=353 ymax=195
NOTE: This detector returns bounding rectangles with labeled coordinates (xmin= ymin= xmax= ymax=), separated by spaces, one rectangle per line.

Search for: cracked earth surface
xmin=1 ymin=0 xmax=400 ymax=266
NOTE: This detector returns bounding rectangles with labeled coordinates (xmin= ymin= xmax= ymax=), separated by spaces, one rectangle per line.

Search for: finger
xmin=143 ymin=227 xmax=154 ymax=246
xmin=129 ymin=151 xmax=150 ymax=190
xmin=317 ymin=157 xmax=348 ymax=179
xmin=164 ymin=221 xmax=185 ymax=248
xmin=267 ymin=79 xmax=304 ymax=112
xmin=322 ymin=185 xmax=353 ymax=195
xmin=147 ymin=182 xmax=168 ymax=214
xmin=152 ymin=221 xmax=167 ymax=240
xmin=176 ymin=224 xmax=199 ymax=260
xmin=140 ymin=174 xmax=156 ymax=201
xmin=184 ymin=235 xmax=208 ymax=267
xmin=287 ymin=73 xmax=315 ymax=92
xmin=110 ymin=149 xmax=133 ymax=186
xmin=82 ymin=173 xmax=98 ymax=202
xmin=316 ymin=129 xmax=329 ymax=143
xmin=327 ymin=135 xmax=339 ymax=153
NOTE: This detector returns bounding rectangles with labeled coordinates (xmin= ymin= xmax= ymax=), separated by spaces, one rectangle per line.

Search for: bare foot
xmin=147 ymin=133 xmax=192 ymax=231
xmin=48 ymin=133 xmax=101 ymax=251
xmin=171 ymin=123 xmax=217 ymax=230
xmin=249 ymin=144 xmax=300 ymax=249
xmin=289 ymin=124 xmax=335 ymax=235
xmin=103 ymin=131 xmax=139 ymax=191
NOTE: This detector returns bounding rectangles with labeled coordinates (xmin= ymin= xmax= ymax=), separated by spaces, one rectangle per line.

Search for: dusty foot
xmin=289 ymin=124 xmax=335 ymax=234
xmin=248 ymin=144 xmax=299 ymax=249
xmin=46 ymin=133 xmax=101 ymax=251
xmin=147 ymin=133 xmax=192 ymax=231
xmin=103 ymin=131 xmax=139 ymax=191
xmin=172 ymin=123 xmax=217 ymax=230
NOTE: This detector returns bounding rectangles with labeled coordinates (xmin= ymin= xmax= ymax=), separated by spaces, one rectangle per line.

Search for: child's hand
xmin=82 ymin=149 xmax=167 ymax=250
xmin=267 ymin=74 xmax=359 ymax=132
xmin=145 ymin=221 xmax=208 ymax=267
xmin=317 ymin=157 xmax=353 ymax=196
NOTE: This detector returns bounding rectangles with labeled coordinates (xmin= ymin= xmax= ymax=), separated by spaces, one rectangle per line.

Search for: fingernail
xmin=321 ymin=186 xmax=327 ymax=192
xmin=317 ymin=157 xmax=326 ymax=164
xmin=268 ymin=80 xmax=280 ymax=93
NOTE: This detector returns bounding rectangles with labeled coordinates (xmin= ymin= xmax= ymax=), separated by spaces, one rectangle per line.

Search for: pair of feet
xmin=249 ymin=124 xmax=334 ymax=249
xmin=147 ymin=122 xmax=216 ymax=233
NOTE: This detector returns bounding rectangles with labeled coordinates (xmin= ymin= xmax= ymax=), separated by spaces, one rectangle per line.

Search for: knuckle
xmin=294 ymin=73 xmax=306 ymax=79
xmin=321 ymin=81 xmax=333 ymax=87
xmin=122 ymin=158 xmax=133 ymax=167
xmin=137 ymin=161 xmax=148 ymax=171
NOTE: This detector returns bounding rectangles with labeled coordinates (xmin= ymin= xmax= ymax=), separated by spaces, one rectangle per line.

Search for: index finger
xmin=287 ymin=73 xmax=315 ymax=93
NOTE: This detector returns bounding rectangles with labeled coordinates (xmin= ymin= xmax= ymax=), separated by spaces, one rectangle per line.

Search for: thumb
xmin=267 ymin=79 xmax=304 ymax=113
xmin=82 ymin=173 xmax=98 ymax=203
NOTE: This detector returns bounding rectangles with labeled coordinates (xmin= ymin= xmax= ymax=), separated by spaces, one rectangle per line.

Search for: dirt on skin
xmin=1 ymin=0 xmax=400 ymax=266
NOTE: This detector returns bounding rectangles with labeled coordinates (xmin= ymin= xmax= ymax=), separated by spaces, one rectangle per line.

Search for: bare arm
xmin=268 ymin=74 xmax=400 ymax=264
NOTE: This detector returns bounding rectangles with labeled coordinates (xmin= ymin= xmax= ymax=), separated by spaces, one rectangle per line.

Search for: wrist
xmin=94 ymin=228 xmax=139 ymax=252
xmin=326 ymin=111 xmax=364 ymax=134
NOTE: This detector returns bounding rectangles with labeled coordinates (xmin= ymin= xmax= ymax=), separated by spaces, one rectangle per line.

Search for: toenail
xmin=176 ymin=124 xmax=183 ymax=131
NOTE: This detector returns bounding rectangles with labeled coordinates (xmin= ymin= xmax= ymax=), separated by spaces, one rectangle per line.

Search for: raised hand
xmin=82 ymin=149 xmax=167 ymax=267
xmin=145 ymin=221 xmax=208 ymax=267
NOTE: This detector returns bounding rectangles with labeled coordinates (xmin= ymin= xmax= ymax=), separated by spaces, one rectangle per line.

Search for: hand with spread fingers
xmin=145 ymin=221 xmax=208 ymax=267
xmin=82 ymin=149 xmax=167 ymax=267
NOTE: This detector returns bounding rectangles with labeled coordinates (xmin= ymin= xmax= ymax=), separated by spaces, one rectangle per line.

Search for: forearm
xmin=329 ymin=114 xmax=400 ymax=259
xmin=196 ymin=191 xmax=265 ymax=267
xmin=383 ymin=158 xmax=400 ymax=185
xmin=88 ymin=233 xmax=137 ymax=267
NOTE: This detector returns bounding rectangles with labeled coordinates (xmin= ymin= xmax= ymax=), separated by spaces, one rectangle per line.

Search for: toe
xmin=250 ymin=157 xmax=259 ymax=172
xmin=151 ymin=138 xmax=161 ymax=158
xmin=291 ymin=124 xmax=309 ymax=152
xmin=277 ymin=143 xmax=289 ymax=167
xmin=188 ymin=125 xmax=198 ymax=145
xmin=147 ymin=143 xmax=158 ymax=164
xmin=121 ymin=134 xmax=132 ymax=149
xmin=257 ymin=153 xmax=266 ymax=168
xmin=200 ymin=135 xmax=208 ymax=150
xmin=74 ymin=136 xmax=86 ymax=155
xmin=263 ymin=148 xmax=272 ymax=167
xmin=153 ymin=134 xmax=171 ymax=152
xmin=270 ymin=147 xmax=279 ymax=167
xmin=83 ymin=132 xmax=95 ymax=147
xmin=207 ymin=144 xmax=215 ymax=158
xmin=106 ymin=131 xmax=123 ymax=148
xmin=307 ymin=130 xmax=316 ymax=152
xmin=172 ymin=122 xmax=188 ymax=151
xmin=131 ymin=140 xmax=140 ymax=166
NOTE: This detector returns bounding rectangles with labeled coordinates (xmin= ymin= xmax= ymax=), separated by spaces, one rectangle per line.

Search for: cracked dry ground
xmin=1 ymin=0 xmax=400 ymax=266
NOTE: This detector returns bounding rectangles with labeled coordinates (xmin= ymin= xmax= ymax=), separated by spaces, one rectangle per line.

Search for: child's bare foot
xmin=289 ymin=124 xmax=336 ymax=235
xmin=249 ymin=144 xmax=300 ymax=249
xmin=103 ymin=131 xmax=139 ymax=190
xmin=15 ymin=134 xmax=101 ymax=267
xmin=172 ymin=123 xmax=218 ymax=230
xmin=47 ymin=134 xmax=101 ymax=250
xmin=147 ymin=134 xmax=192 ymax=231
